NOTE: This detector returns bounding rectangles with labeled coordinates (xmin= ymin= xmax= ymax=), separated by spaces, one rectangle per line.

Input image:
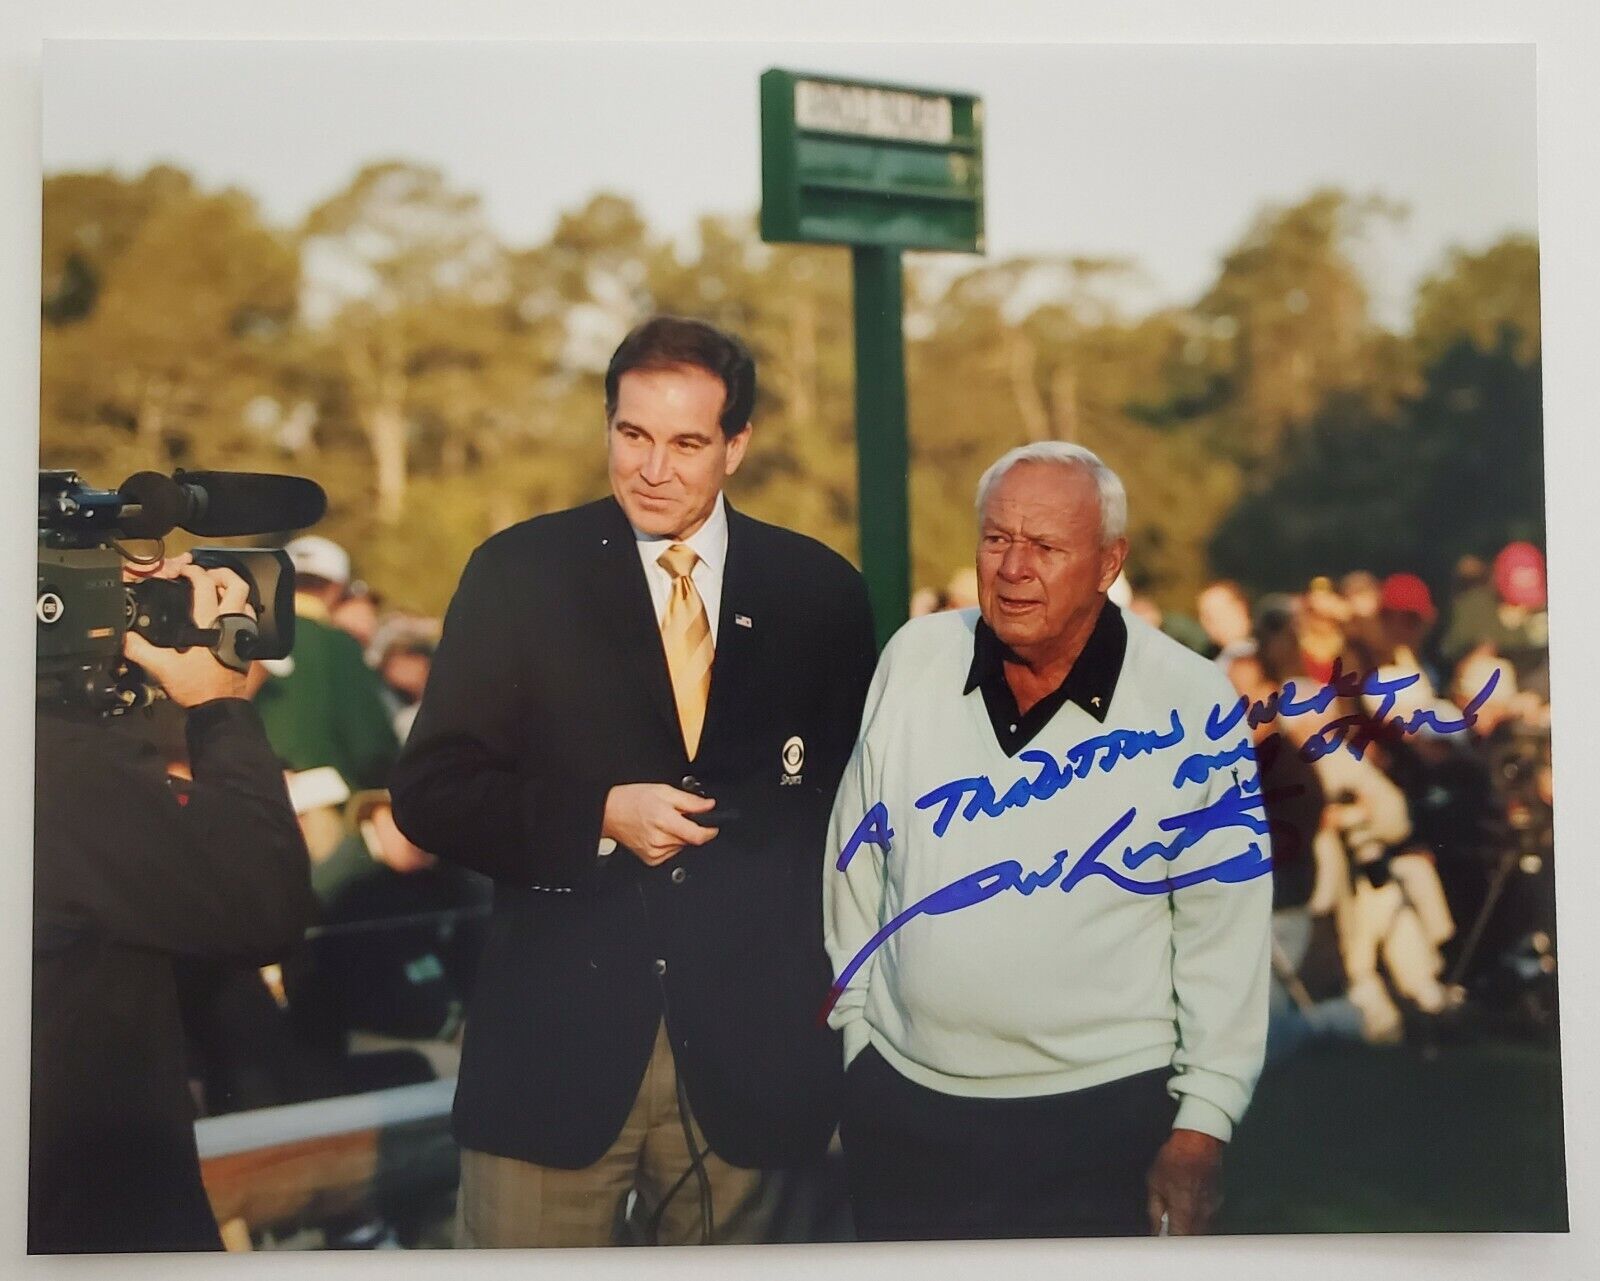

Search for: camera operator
xmin=31 ymin=553 xmax=316 ymax=1255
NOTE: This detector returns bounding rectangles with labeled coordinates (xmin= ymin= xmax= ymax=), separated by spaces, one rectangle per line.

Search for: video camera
xmin=38 ymin=468 xmax=327 ymax=713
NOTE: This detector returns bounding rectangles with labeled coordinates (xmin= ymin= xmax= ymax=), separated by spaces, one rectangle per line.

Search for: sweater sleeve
xmin=1164 ymin=711 xmax=1274 ymax=1142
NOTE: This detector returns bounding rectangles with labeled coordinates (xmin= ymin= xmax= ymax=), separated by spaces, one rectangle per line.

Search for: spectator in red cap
xmin=1488 ymin=541 xmax=1550 ymax=694
xmin=1380 ymin=572 xmax=1436 ymax=624
xmin=1493 ymin=541 xmax=1547 ymax=609
xmin=1377 ymin=572 xmax=1442 ymax=699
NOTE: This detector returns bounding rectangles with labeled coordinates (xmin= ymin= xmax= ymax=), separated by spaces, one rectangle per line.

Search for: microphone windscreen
xmin=175 ymin=471 xmax=328 ymax=536
xmin=117 ymin=472 xmax=185 ymax=538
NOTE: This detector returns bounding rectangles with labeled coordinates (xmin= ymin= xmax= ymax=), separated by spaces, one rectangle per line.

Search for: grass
xmin=1217 ymin=1039 xmax=1569 ymax=1234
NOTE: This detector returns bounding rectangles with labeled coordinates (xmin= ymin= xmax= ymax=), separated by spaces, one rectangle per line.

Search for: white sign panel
xmin=794 ymin=78 xmax=954 ymax=144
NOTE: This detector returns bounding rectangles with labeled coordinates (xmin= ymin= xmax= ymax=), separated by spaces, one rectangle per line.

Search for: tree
xmin=39 ymin=160 xmax=1541 ymax=623
xmin=40 ymin=169 xmax=299 ymax=479
xmin=300 ymin=162 xmax=515 ymax=524
xmin=1196 ymin=189 xmax=1409 ymax=459
xmin=41 ymin=166 xmax=196 ymax=325
xmin=653 ymin=216 xmax=863 ymax=558
xmin=1413 ymin=235 xmax=1540 ymax=367
xmin=1208 ymin=335 xmax=1544 ymax=593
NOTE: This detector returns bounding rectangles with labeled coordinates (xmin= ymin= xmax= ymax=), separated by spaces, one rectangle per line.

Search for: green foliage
xmin=1209 ymin=335 xmax=1545 ymax=594
xmin=41 ymin=170 xmax=299 ymax=479
xmin=39 ymin=168 xmax=1543 ymax=619
xmin=1413 ymin=234 xmax=1540 ymax=366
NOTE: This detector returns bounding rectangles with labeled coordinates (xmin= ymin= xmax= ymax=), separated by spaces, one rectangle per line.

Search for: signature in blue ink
xmin=1298 ymin=664 xmax=1502 ymax=762
xmin=837 ymin=801 xmax=894 ymax=872
xmin=1122 ymin=782 xmax=1270 ymax=870
xmin=1206 ymin=659 xmax=1422 ymax=741
xmin=820 ymin=790 xmax=1272 ymax=1021
xmin=914 ymin=711 xmax=1186 ymax=838
xmin=1171 ymin=736 xmax=1255 ymax=789
xmin=1176 ymin=664 xmax=1503 ymax=786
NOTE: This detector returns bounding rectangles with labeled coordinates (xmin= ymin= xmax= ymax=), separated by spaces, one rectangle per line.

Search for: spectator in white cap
xmin=283 ymin=534 xmax=352 ymax=602
xmin=254 ymin=536 xmax=400 ymax=857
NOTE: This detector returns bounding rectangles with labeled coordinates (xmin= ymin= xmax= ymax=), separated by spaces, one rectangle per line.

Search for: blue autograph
xmin=1296 ymin=664 xmax=1501 ymax=762
xmin=1170 ymin=737 xmax=1255 ymax=789
xmin=913 ymin=711 xmax=1186 ymax=838
xmin=1203 ymin=658 xmax=1419 ymax=741
xmin=1173 ymin=662 xmax=1503 ymax=788
xmin=819 ymin=785 xmax=1272 ymax=1021
xmin=821 ymin=663 xmax=1502 ymax=1022
xmin=1123 ymin=779 xmax=1270 ymax=870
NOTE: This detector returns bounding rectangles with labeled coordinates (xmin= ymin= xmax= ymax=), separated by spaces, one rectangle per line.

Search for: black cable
xmin=677 ymin=1067 xmax=714 ymax=1244
xmin=644 ymin=1079 xmax=715 ymax=1245
xmin=636 ymin=881 xmax=715 ymax=1244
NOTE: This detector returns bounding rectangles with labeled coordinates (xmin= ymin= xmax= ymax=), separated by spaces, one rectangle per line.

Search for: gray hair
xmin=974 ymin=442 xmax=1128 ymax=545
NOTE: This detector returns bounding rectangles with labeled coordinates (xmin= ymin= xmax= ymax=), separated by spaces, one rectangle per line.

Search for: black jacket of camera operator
xmin=30 ymin=698 xmax=315 ymax=1255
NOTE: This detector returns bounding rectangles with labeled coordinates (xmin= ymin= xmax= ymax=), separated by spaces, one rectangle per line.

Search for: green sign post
xmin=760 ymin=69 xmax=985 ymax=646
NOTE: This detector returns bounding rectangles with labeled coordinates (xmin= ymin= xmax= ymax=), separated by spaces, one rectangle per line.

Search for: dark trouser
xmin=841 ymin=1045 xmax=1177 ymax=1241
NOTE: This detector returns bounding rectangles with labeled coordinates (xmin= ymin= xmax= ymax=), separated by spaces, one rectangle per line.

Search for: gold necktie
xmin=657 ymin=543 xmax=713 ymax=759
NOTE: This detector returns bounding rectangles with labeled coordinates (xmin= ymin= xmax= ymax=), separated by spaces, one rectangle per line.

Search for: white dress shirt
xmin=595 ymin=495 xmax=729 ymax=861
xmin=631 ymin=492 xmax=728 ymax=645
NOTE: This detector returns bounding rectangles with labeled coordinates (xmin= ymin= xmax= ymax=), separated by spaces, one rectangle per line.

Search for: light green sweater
xmin=824 ymin=608 xmax=1272 ymax=1142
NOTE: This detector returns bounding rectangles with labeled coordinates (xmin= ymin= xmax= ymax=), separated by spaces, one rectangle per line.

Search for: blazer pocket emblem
xmin=780 ymin=735 xmax=805 ymax=784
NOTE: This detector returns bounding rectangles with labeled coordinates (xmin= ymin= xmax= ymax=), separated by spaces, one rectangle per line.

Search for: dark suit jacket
xmin=391 ymin=497 xmax=877 ymax=1170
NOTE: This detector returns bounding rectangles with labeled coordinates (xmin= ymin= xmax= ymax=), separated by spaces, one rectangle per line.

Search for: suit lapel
xmin=591 ymin=499 xmax=683 ymax=751
xmin=700 ymin=504 xmax=763 ymax=760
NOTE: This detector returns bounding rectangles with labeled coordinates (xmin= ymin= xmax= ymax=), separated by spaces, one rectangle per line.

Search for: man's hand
xmin=602 ymin=783 xmax=719 ymax=866
xmin=124 ymin=557 xmax=256 ymax=707
xmin=365 ymin=802 xmax=437 ymax=874
xmin=1146 ymin=1128 xmax=1225 ymax=1236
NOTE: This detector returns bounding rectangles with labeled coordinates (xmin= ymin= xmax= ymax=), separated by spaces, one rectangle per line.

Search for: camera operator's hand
xmin=124 ymin=559 xmax=256 ymax=707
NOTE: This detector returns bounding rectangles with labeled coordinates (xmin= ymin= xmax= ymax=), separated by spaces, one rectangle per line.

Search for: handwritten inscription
xmin=1204 ymin=659 xmax=1500 ymax=755
xmin=915 ymin=711 xmax=1185 ymax=838
xmin=824 ymin=663 xmax=1502 ymax=1019
xmin=820 ymin=787 xmax=1273 ymax=1021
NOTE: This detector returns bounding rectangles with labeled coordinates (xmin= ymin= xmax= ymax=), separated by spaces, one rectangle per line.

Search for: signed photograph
xmin=31 ymin=38 xmax=1563 ymax=1255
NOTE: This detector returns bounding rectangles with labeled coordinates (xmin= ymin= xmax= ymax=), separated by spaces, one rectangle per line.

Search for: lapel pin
xmin=1091 ymin=696 xmax=1102 ymax=707
xmin=735 ymin=614 xmax=753 ymax=629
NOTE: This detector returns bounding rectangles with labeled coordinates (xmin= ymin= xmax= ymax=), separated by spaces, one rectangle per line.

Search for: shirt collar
xmin=964 ymin=599 xmax=1128 ymax=725
xmin=632 ymin=492 xmax=728 ymax=577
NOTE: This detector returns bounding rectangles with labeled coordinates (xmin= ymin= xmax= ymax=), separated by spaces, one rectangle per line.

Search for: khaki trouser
xmin=455 ymin=1021 xmax=773 ymax=1247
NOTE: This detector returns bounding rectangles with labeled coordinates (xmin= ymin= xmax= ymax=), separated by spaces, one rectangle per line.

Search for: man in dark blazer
xmin=391 ymin=315 xmax=877 ymax=1247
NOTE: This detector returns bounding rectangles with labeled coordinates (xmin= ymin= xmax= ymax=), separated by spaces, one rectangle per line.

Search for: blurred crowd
xmin=159 ymin=537 xmax=486 ymax=1158
xmin=915 ymin=542 xmax=1556 ymax=1059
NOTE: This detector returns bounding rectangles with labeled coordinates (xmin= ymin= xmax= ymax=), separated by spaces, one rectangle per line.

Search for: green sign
xmin=760 ymin=69 xmax=985 ymax=254
xmin=760 ymin=68 xmax=987 ymax=647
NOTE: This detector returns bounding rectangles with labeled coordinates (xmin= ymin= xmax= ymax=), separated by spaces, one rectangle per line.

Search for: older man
xmin=824 ymin=442 xmax=1272 ymax=1241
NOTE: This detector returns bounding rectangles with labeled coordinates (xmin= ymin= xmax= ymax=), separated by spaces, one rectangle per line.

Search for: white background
xmin=3 ymin=3 xmax=1596 ymax=1279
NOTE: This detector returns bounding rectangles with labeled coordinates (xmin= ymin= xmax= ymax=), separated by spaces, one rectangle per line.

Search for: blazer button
xmin=681 ymin=774 xmax=701 ymax=793
xmin=653 ymin=958 xmax=668 ymax=976
xmin=670 ymin=867 xmax=687 ymax=885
